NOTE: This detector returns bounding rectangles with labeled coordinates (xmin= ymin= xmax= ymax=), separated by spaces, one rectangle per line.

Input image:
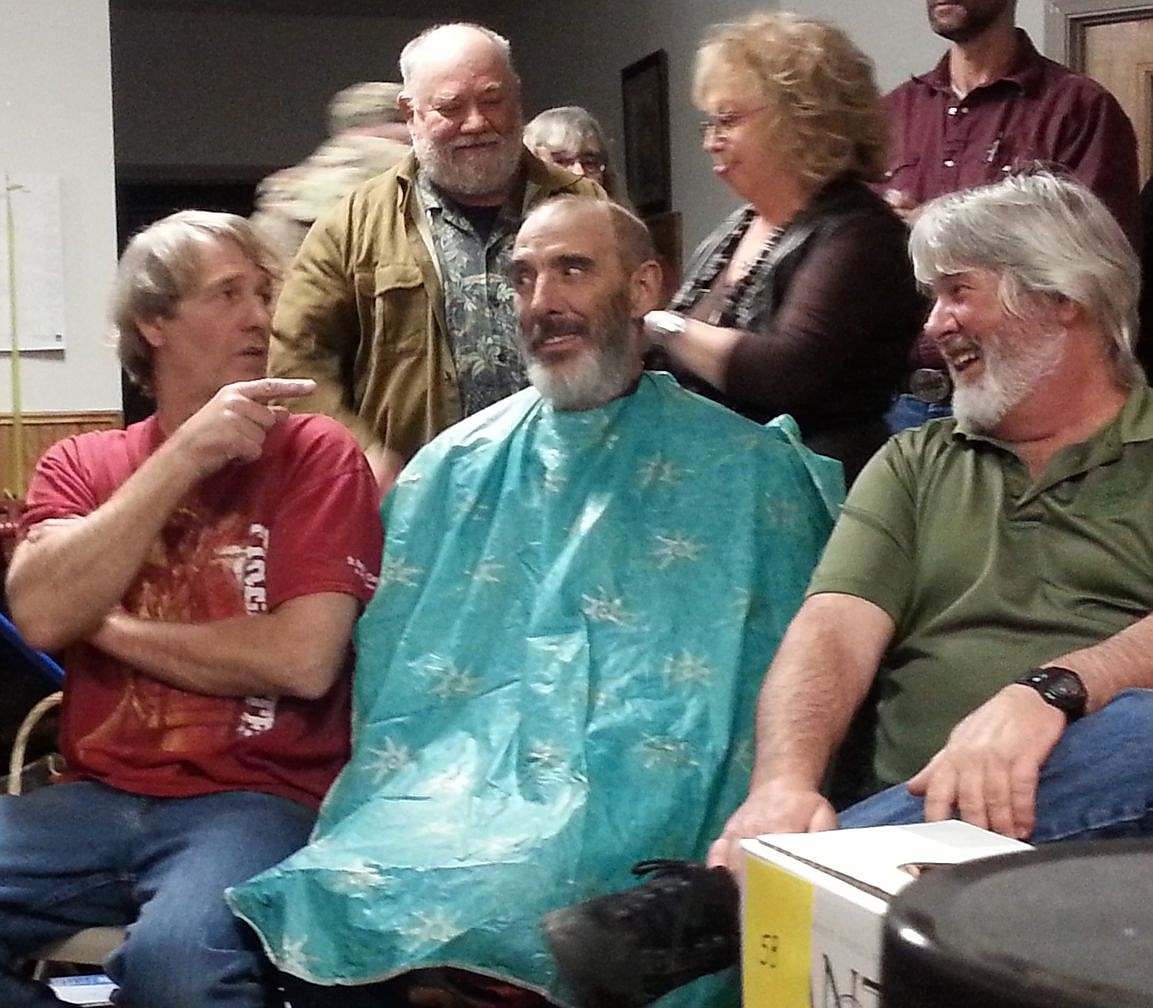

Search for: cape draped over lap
xmin=229 ymin=373 xmax=842 ymax=1005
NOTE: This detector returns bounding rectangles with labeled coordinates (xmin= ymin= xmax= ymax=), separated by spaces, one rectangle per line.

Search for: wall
xmin=0 ymin=1 xmax=120 ymax=421
xmin=112 ymin=3 xmax=524 ymax=180
xmin=111 ymin=1 xmax=1050 ymax=246
xmin=112 ymin=8 xmax=431 ymax=179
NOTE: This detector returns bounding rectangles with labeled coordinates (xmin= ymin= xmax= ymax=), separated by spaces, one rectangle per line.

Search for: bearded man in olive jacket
xmin=269 ymin=22 xmax=603 ymax=494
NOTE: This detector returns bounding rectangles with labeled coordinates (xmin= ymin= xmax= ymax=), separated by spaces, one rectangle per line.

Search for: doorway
xmin=1046 ymin=1 xmax=1153 ymax=181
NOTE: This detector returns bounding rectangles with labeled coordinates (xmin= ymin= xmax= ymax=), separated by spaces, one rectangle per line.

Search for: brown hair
xmin=111 ymin=210 xmax=277 ymax=393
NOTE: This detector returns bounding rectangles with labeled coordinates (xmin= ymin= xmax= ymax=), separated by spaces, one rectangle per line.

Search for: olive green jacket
xmin=269 ymin=149 xmax=602 ymax=462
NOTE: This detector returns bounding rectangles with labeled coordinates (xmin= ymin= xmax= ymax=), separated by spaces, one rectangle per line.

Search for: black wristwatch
xmin=1013 ymin=666 xmax=1087 ymax=723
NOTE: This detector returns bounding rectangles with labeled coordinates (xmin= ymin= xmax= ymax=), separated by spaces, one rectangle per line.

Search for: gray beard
xmin=952 ymin=330 xmax=1066 ymax=432
xmin=413 ymin=132 xmax=523 ymax=201
xmin=527 ymin=314 xmax=638 ymax=412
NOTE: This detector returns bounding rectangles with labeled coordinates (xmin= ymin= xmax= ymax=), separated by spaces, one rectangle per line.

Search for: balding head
xmin=399 ymin=23 xmax=516 ymax=89
xmin=397 ymin=23 xmax=524 ymax=205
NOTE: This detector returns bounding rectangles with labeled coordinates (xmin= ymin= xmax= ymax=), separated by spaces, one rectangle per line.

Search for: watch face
xmin=1024 ymin=668 xmax=1087 ymax=718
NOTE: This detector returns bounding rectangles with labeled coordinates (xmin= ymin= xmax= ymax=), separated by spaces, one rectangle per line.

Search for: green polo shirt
xmin=810 ymin=385 xmax=1153 ymax=786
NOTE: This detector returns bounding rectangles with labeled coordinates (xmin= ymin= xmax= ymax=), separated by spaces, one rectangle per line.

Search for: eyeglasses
xmin=550 ymin=153 xmax=607 ymax=174
xmin=698 ymin=105 xmax=771 ymax=139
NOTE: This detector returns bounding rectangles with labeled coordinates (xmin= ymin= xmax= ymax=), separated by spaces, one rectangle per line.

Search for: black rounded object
xmin=882 ymin=838 xmax=1153 ymax=1008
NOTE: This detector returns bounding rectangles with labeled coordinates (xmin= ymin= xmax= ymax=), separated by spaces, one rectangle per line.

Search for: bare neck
xmin=151 ymin=373 xmax=208 ymax=438
xmin=994 ymin=367 xmax=1128 ymax=479
xmin=948 ymin=21 xmax=1020 ymax=96
xmin=749 ymin=174 xmax=812 ymax=230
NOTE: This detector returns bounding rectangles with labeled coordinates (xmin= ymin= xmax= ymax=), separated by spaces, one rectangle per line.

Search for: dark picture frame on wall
xmin=621 ymin=49 xmax=672 ymax=216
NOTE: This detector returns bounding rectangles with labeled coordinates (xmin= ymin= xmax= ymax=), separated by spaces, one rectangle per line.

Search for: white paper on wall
xmin=1 ymin=172 xmax=66 ymax=352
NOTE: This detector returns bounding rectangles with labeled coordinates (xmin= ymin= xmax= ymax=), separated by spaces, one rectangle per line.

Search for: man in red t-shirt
xmin=2 ymin=210 xmax=382 ymax=1008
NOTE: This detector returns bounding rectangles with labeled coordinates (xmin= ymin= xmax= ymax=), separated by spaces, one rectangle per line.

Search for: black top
xmin=662 ymin=176 xmax=924 ymax=483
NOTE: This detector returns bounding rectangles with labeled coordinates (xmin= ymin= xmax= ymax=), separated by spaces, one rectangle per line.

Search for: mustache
xmin=450 ymin=134 xmax=503 ymax=150
xmin=527 ymin=315 xmax=588 ymax=349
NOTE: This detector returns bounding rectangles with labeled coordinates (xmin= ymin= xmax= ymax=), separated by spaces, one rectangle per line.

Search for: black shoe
xmin=540 ymin=859 xmax=740 ymax=1008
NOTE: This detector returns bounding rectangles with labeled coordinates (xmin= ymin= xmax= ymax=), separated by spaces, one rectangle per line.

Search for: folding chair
xmin=6 ymin=676 xmax=127 ymax=978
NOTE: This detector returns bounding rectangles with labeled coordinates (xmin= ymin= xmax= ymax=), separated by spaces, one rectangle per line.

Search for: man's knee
xmin=109 ymin=908 xmax=273 ymax=1008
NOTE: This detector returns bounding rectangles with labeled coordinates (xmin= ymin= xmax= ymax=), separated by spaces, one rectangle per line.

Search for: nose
xmin=923 ymin=297 xmax=957 ymax=345
xmin=521 ymin=272 xmax=563 ymax=318
xmin=702 ymin=128 xmax=723 ymax=154
xmin=569 ymin=161 xmax=587 ymax=176
xmin=247 ymin=292 xmax=272 ymax=329
xmin=459 ymin=102 xmax=488 ymax=133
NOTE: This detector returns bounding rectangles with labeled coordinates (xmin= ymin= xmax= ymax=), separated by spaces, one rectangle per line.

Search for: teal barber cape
xmin=229 ymin=373 xmax=841 ymax=1005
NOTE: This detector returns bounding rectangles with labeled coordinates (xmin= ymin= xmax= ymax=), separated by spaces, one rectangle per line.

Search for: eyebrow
xmin=555 ymin=253 xmax=595 ymax=271
xmin=429 ymin=81 xmax=508 ymax=103
xmin=197 ymin=269 xmax=268 ymax=293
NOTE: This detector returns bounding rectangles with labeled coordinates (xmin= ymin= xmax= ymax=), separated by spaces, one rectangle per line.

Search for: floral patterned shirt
xmin=417 ymin=172 xmax=528 ymax=416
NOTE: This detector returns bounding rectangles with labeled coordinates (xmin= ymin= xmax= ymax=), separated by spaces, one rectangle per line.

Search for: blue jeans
xmin=839 ymin=689 xmax=1153 ymax=842
xmin=0 ymin=781 xmax=314 ymax=1007
xmin=884 ymin=393 xmax=953 ymax=434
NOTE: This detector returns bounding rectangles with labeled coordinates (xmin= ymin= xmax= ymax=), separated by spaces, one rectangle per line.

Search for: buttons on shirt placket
xmin=943 ymin=104 xmax=970 ymax=171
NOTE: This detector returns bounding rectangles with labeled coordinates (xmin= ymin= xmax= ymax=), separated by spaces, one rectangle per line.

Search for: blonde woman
xmin=646 ymin=12 xmax=922 ymax=484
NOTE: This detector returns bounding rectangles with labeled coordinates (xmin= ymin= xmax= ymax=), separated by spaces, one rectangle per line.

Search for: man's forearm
xmin=90 ymin=592 xmax=359 ymax=700
xmin=708 ymin=594 xmax=895 ymax=866
xmin=9 ymin=379 xmax=316 ymax=653
xmin=1052 ymin=611 xmax=1153 ymax=713
xmin=8 ymin=439 xmax=204 ymax=651
xmin=748 ymin=593 xmax=893 ymax=795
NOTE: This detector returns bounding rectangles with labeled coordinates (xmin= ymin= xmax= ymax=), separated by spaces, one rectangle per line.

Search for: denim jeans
xmin=884 ymin=393 xmax=953 ymax=434
xmin=0 ymin=780 xmax=314 ymax=1007
xmin=839 ymin=689 xmax=1153 ymax=842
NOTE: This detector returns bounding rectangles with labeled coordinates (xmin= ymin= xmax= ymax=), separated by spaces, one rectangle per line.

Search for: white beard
xmin=952 ymin=326 xmax=1067 ymax=432
xmin=413 ymin=131 xmax=523 ymax=200
xmin=525 ymin=311 xmax=637 ymax=412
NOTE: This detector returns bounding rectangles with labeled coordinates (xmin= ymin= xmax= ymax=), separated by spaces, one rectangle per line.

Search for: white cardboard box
xmin=47 ymin=973 xmax=116 ymax=1006
xmin=741 ymin=820 xmax=1030 ymax=1008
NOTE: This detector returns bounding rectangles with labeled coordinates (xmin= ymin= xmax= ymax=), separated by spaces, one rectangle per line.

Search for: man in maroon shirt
xmin=883 ymin=0 xmax=1143 ymax=430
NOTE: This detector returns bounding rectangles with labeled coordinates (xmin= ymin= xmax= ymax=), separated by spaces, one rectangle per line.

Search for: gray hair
xmin=524 ymin=106 xmax=628 ymax=203
xmin=399 ymin=23 xmax=515 ymax=87
xmin=909 ymin=171 xmax=1142 ymax=387
xmin=524 ymin=106 xmax=607 ymax=155
xmin=112 ymin=210 xmax=277 ymax=393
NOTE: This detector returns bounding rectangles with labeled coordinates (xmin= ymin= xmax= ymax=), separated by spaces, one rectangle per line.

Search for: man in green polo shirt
xmin=711 ymin=171 xmax=1153 ymax=868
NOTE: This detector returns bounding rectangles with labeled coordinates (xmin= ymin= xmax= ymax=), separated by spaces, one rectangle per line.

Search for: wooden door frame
xmin=1044 ymin=0 xmax=1153 ymax=66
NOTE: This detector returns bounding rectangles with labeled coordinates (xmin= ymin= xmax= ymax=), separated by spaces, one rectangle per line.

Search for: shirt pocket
xmin=354 ymin=264 xmax=430 ymax=362
xmin=984 ymin=137 xmax=1046 ymax=178
xmin=882 ymin=156 xmax=921 ymax=196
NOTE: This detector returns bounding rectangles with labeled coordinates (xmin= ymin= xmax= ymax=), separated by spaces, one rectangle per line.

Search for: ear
xmin=135 ymin=315 xmax=168 ymax=349
xmin=628 ymin=259 xmax=664 ymax=317
xmin=399 ymin=93 xmax=415 ymax=124
xmin=1051 ymin=293 xmax=1083 ymax=327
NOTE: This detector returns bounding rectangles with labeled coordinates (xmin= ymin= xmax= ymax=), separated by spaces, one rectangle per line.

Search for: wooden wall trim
xmin=1 ymin=411 xmax=124 ymax=499
xmin=0 ymin=411 xmax=123 ymax=428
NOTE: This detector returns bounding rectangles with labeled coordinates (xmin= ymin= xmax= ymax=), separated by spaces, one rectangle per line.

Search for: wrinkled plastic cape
xmin=229 ymin=374 xmax=842 ymax=1006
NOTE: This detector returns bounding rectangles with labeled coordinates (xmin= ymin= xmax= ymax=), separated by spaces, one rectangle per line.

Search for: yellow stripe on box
xmin=742 ymin=854 xmax=815 ymax=1008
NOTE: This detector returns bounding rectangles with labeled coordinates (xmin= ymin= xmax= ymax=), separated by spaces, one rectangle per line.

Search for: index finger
xmin=228 ymin=378 xmax=317 ymax=403
xmin=920 ymin=762 xmax=960 ymax=823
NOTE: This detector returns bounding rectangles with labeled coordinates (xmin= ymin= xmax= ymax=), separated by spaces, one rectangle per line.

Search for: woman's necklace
xmin=725 ymin=217 xmax=783 ymax=285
